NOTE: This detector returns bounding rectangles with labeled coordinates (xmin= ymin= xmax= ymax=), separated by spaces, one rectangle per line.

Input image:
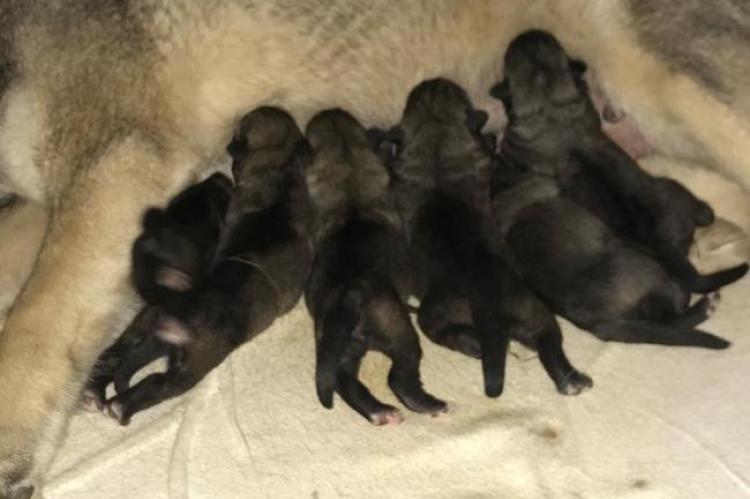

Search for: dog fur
xmin=491 ymin=30 xmax=749 ymax=294
xmin=1 ymin=0 xmax=750 ymax=493
xmin=303 ymin=108 xmax=447 ymax=425
xmin=389 ymin=78 xmax=592 ymax=398
xmin=91 ymin=107 xmax=312 ymax=426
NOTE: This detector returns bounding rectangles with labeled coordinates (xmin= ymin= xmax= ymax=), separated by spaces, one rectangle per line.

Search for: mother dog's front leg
xmin=0 ymin=135 xmax=193 ymax=496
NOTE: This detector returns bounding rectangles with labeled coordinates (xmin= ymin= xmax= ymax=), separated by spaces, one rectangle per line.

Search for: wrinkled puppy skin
xmin=390 ymin=78 xmax=591 ymax=397
xmin=93 ymin=108 xmax=314 ymax=425
xmin=304 ymin=108 xmax=447 ymax=425
xmin=492 ymin=30 xmax=748 ymax=295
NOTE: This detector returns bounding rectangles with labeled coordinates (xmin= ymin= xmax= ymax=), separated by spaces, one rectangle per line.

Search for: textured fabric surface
xmin=40 ymin=157 xmax=750 ymax=499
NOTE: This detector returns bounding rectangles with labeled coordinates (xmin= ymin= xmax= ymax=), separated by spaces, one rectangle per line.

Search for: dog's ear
xmin=489 ymin=79 xmax=512 ymax=109
xmin=465 ymin=109 xmax=489 ymax=134
xmin=366 ymin=127 xmax=387 ymax=150
xmin=141 ymin=207 xmax=167 ymax=232
xmin=226 ymin=135 xmax=248 ymax=162
xmin=371 ymin=126 xmax=404 ymax=165
xmin=568 ymin=58 xmax=587 ymax=79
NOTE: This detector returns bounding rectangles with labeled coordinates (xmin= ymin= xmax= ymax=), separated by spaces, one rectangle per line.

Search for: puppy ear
xmin=142 ymin=208 xmax=167 ymax=232
xmin=465 ymin=109 xmax=489 ymax=134
xmin=226 ymin=135 xmax=248 ymax=162
xmin=489 ymin=80 xmax=512 ymax=108
xmin=366 ymin=127 xmax=387 ymax=150
xmin=568 ymin=58 xmax=587 ymax=79
xmin=372 ymin=126 xmax=404 ymax=165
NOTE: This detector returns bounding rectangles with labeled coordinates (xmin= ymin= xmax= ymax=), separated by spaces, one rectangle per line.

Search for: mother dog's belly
xmin=156 ymin=0 xmax=522 ymax=158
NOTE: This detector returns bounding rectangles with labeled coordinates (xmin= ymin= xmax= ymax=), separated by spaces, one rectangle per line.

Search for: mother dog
xmin=0 ymin=0 xmax=749 ymax=495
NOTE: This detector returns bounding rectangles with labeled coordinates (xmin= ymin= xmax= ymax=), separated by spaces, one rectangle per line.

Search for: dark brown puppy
xmin=83 ymin=172 xmax=233 ymax=413
xmin=490 ymin=30 xmax=748 ymax=293
xmin=387 ymin=78 xmax=591 ymax=398
xmin=303 ymin=109 xmax=447 ymax=425
xmin=88 ymin=107 xmax=313 ymax=425
xmin=491 ymin=151 xmax=730 ymax=349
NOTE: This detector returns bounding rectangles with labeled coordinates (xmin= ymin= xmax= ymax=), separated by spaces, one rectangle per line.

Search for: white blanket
xmin=40 ymin=158 xmax=750 ymax=499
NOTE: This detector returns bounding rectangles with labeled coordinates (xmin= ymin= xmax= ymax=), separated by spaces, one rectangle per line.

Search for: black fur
xmin=491 ymin=30 xmax=748 ymax=294
xmin=392 ymin=79 xmax=591 ymax=397
xmin=87 ymin=107 xmax=312 ymax=425
xmin=304 ymin=109 xmax=447 ymax=425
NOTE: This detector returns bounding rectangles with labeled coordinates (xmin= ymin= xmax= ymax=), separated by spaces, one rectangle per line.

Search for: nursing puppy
xmin=491 ymin=160 xmax=730 ymax=349
xmin=96 ymin=107 xmax=313 ymax=425
xmin=389 ymin=78 xmax=591 ymax=397
xmin=304 ymin=109 xmax=446 ymax=425
xmin=490 ymin=30 xmax=749 ymax=294
xmin=3 ymin=1 xmax=750 ymax=493
xmin=83 ymin=172 xmax=233 ymax=413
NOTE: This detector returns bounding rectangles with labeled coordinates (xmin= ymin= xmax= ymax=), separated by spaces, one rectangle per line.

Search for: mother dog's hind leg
xmin=0 ymin=135 xmax=193 ymax=496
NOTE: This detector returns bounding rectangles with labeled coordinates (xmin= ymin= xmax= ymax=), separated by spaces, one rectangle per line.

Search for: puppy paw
xmin=105 ymin=401 xmax=130 ymax=426
xmin=155 ymin=266 xmax=193 ymax=292
xmin=369 ymin=407 xmax=404 ymax=426
xmin=706 ymin=292 xmax=721 ymax=316
xmin=80 ymin=389 xmax=105 ymax=413
xmin=557 ymin=370 xmax=593 ymax=396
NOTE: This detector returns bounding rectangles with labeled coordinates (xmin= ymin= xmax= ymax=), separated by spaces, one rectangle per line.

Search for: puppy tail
xmin=591 ymin=320 xmax=730 ymax=350
xmin=689 ymin=263 xmax=749 ymax=294
xmin=315 ymin=286 xmax=367 ymax=409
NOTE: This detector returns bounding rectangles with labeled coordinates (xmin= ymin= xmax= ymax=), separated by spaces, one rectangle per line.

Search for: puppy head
xmin=132 ymin=212 xmax=205 ymax=303
xmin=400 ymin=78 xmax=476 ymax=135
xmin=305 ymin=108 xmax=369 ymax=153
xmin=491 ymin=30 xmax=584 ymax=119
xmin=305 ymin=109 xmax=397 ymax=234
xmin=228 ymin=106 xmax=304 ymax=182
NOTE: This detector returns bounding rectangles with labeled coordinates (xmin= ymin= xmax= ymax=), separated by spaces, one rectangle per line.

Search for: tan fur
xmin=0 ymin=201 xmax=46 ymax=329
xmin=0 ymin=0 xmax=748 ymax=493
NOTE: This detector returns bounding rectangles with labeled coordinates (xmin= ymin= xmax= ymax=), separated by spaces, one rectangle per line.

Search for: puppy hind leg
xmin=591 ymin=320 xmax=730 ymax=349
xmin=105 ymin=369 xmax=204 ymax=426
xmin=417 ymin=286 xmax=481 ymax=359
xmin=335 ymin=355 xmax=402 ymax=426
xmin=669 ymin=295 xmax=717 ymax=329
xmin=382 ymin=318 xmax=447 ymax=415
xmin=536 ymin=326 xmax=593 ymax=396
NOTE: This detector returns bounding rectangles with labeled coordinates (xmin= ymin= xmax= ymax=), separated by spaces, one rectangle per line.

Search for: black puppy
xmin=88 ymin=107 xmax=313 ymax=425
xmin=491 ymin=159 xmax=730 ymax=349
xmin=133 ymin=172 xmax=233 ymax=305
xmin=388 ymin=78 xmax=591 ymax=397
xmin=83 ymin=172 xmax=233 ymax=412
xmin=303 ymin=109 xmax=447 ymax=425
xmin=490 ymin=30 xmax=748 ymax=293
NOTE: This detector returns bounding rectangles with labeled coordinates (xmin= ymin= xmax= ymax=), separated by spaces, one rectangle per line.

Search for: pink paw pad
xmin=370 ymin=408 xmax=404 ymax=426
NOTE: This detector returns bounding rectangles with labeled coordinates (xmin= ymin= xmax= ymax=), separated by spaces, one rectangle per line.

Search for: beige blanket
xmin=40 ymin=157 xmax=750 ymax=499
